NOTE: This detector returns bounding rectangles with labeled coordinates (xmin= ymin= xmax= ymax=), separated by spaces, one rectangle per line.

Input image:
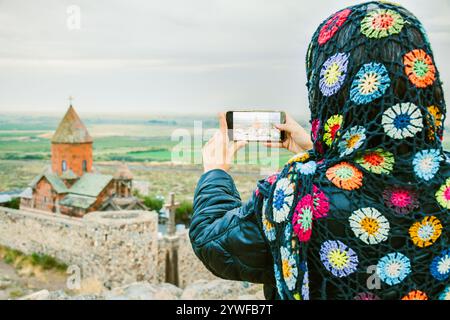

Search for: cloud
xmin=0 ymin=0 xmax=449 ymax=117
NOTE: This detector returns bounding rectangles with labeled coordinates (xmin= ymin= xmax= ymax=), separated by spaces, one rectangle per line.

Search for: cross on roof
xmin=68 ymin=96 xmax=74 ymax=105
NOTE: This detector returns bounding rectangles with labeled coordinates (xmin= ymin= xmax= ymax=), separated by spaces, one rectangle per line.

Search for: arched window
xmin=82 ymin=160 xmax=87 ymax=172
xmin=62 ymin=160 xmax=67 ymax=172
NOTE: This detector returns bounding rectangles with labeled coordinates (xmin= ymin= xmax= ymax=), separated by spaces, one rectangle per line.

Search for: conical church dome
xmin=51 ymin=105 xmax=93 ymax=144
xmin=114 ymin=162 xmax=133 ymax=180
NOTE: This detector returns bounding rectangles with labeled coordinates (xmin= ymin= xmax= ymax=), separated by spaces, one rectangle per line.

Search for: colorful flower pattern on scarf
xmin=292 ymin=186 xmax=329 ymax=243
xmin=377 ymin=252 xmax=411 ymax=286
xmin=439 ymin=287 xmax=450 ymax=300
xmin=382 ymin=102 xmax=423 ymax=139
xmin=280 ymin=246 xmax=298 ymax=290
xmin=354 ymin=292 xmax=381 ymax=300
xmin=404 ymin=49 xmax=436 ymax=88
xmin=288 ymin=151 xmax=310 ymax=164
xmin=361 ymin=9 xmax=405 ymax=39
xmin=254 ymin=2 xmax=449 ymax=300
xmin=284 ymin=223 xmax=294 ymax=250
xmin=318 ymin=9 xmax=351 ymax=45
xmin=349 ymin=207 xmax=390 ymax=245
xmin=319 ymin=53 xmax=349 ymax=96
xmin=301 ymin=270 xmax=310 ymax=300
xmin=426 ymin=105 xmax=443 ymax=141
xmin=326 ymin=162 xmax=363 ymax=190
xmin=266 ymin=173 xmax=279 ymax=185
xmin=338 ymin=126 xmax=366 ymax=157
xmin=401 ymin=290 xmax=428 ymax=300
xmin=355 ymin=148 xmax=394 ymax=174
xmin=382 ymin=186 xmax=419 ymax=215
xmin=272 ymin=178 xmax=295 ymax=223
xmin=292 ymin=195 xmax=314 ymax=242
xmin=273 ymin=263 xmax=285 ymax=299
xmin=409 ymin=216 xmax=442 ymax=248
xmin=350 ymin=63 xmax=391 ymax=105
xmin=320 ymin=240 xmax=359 ymax=278
xmin=323 ymin=115 xmax=343 ymax=146
xmin=311 ymin=119 xmax=320 ymax=141
xmin=436 ymin=178 xmax=450 ymax=209
xmin=262 ymin=200 xmax=276 ymax=242
xmin=294 ymin=161 xmax=317 ymax=176
xmin=311 ymin=185 xmax=330 ymax=218
xmin=413 ymin=149 xmax=442 ymax=181
xmin=430 ymin=249 xmax=450 ymax=281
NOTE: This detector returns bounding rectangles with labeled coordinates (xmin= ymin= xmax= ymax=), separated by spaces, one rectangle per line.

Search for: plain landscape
xmin=0 ymin=112 xmax=296 ymax=202
xmin=1 ymin=111 xmax=449 ymax=300
xmin=0 ymin=111 xmax=295 ymax=299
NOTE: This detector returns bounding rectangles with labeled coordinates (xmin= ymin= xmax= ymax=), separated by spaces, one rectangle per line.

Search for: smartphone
xmin=226 ymin=110 xmax=286 ymax=142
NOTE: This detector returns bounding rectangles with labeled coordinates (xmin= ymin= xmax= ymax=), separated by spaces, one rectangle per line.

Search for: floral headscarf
xmin=255 ymin=1 xmax=449 ymax=300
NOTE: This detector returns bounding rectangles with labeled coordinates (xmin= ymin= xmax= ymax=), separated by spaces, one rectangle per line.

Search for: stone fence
xmin=157 ymin=232 xmax=217 ymax=288
xmin=0 ymin=207 xmax=216 ymax=288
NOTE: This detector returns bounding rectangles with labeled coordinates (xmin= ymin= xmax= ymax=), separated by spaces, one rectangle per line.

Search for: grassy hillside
xmin=0 ymin=113 xmax=294 ymax=199
xmin=0 ymin=114 xmax=293 ymax=164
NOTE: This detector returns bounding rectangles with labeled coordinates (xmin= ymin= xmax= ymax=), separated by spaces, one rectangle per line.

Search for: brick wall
xmin=33 ymin=178 xmax=64 ymax=212
xmin=51 ymin=143 xmax=93 ymax=176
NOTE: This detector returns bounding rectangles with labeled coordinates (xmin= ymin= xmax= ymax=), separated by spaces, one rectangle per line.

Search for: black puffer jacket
xmin=190 ymin=164 xmax=450 ymax=300
xmin=189 ymin=168 xmax=355 ymax=300
xmin=189 ymin=169 xmax=276 ymax=299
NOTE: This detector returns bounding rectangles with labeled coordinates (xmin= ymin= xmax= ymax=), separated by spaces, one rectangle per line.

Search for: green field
xmin=0 ymin=114 xmax=293 ymax=164
xmin=0 ymin=129 xmax=292 ymax=164
xmin=0 ymin=113 xmax=293 ymax=199
xmin=1 ymin=112 xmax=449 ymax=201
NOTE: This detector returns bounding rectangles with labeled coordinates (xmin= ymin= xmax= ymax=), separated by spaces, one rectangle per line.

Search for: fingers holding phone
xmin=265 ymin=113 xmax=313 ymax=154
xmin=202 ymin=113 xmax=247 ymax=173
xmin=203 ymin=111 xmax=312 ymax=173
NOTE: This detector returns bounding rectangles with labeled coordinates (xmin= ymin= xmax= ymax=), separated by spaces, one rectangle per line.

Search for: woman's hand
xmin=265 ymin=113 xmax=313 ymax=154
xmin=202 ymin=113 xmax=247 ymax=173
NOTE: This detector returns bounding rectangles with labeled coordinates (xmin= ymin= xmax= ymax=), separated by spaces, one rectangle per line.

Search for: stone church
xmin=20 ymin=104 xmax=146 ymax=217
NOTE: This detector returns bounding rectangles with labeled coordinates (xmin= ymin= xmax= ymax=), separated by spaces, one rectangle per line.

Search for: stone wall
xmin=176 ymin=231 xmax=217 ymax=288
xmin=157 ymin=231 xmax=218 ymax=288
xmin=82 ymin=211 xmax=159 ymax=287
xmin=0 ymin=207 xmax=158 ymax=288
xmin=156 ymin=234 xmax=168 ymax=283
xmin=0 ymin=207 xmax=218 ymax=289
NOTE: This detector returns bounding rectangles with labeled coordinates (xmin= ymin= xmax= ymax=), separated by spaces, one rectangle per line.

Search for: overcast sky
xmin=0 ymin=0 xmax=449 ymax=118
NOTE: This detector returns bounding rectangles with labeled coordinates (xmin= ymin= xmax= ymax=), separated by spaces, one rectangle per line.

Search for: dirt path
xmin=0 ymin=260 xmax=67 ymax=300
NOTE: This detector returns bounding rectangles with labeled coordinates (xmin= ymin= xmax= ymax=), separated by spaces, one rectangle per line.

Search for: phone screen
xmin=227 ymin=111 xmax=285 ymax=142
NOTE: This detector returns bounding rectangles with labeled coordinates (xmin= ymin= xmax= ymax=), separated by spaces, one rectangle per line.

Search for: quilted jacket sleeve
xmin=189 ymin=169 xmax=275 ymax=286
